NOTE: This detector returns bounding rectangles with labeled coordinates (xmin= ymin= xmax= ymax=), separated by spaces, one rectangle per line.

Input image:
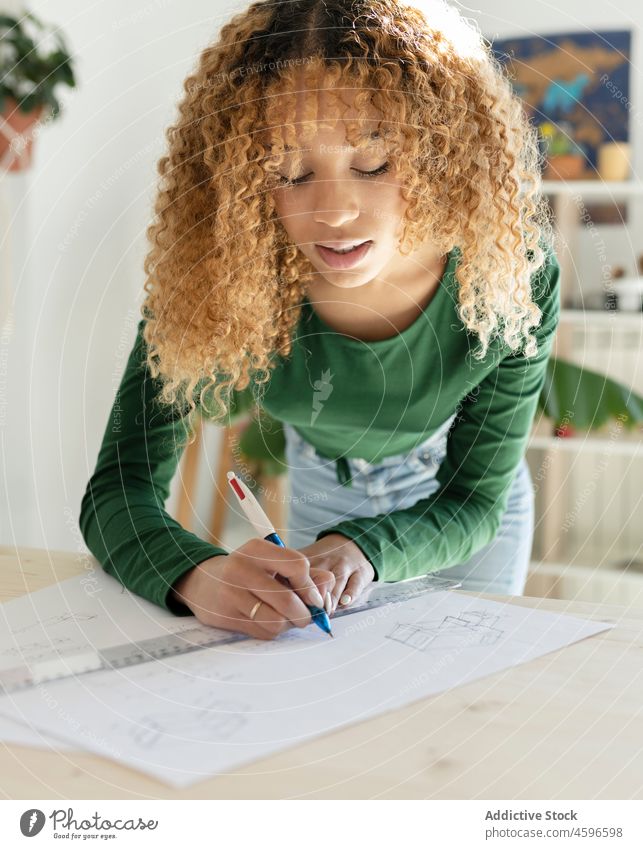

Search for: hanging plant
xmin=0 ymin=10 xmax=76 ymax=171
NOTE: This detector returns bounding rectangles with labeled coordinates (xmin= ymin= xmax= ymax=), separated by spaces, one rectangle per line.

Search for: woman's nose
xmin=312 ymin=180 xmax=361 ymax=228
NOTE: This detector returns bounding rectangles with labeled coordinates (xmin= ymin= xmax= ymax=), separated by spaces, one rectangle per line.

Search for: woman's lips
xmin=314 ymin=241 xmax=373 ymax=269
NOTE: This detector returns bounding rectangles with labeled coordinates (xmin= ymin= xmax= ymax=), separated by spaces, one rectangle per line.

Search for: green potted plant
xmin=226 ymin=383 xmax=288 ymax=479
xmin=540 ymin=121 xmax=587 ymax=181
xmin=0 ymin=9 xmax=76 ymax=172
xmin=539 ymin=357 xmax=643 ymax=436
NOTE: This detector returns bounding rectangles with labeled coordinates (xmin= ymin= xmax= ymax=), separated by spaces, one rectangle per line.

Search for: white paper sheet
xmin=0 ymin=570 xmax=196 ymax=668
xmin=0 ymin=584 xmax=612 ymax=788
xmin=0 ymin=569 xmax=213 ymax=751
xmin=0 ymin=713 xmax=74 ymax=751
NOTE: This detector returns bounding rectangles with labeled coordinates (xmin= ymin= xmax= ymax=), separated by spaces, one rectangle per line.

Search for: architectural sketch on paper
xmin=11 ymin=613 xmax=97 ymax=636
xmin=386 ymin=610 xmax=505 ymax=652
xmin=121 ymin=697 xmax=251 ymax=749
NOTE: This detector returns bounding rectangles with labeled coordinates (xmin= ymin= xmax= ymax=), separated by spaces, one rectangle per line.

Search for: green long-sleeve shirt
xmin=79 ymin=244 xmax=560 ymax=615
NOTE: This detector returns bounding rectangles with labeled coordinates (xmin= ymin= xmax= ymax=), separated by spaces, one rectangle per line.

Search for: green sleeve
xmin=79 ymin=319 xmax=229 ymax=615
xmin=315 ymin=248 xmax=561 ymax=583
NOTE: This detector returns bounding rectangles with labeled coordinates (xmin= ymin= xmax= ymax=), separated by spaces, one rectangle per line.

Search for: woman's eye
xmin=358 ymin=162 xmax=390 ymax=179
xmin=278 ymin=162 xmax=390 ymax=186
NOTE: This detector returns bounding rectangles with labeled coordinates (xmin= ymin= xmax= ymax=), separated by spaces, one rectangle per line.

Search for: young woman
xmin=80 ymin=0 xmax=560 ymax=642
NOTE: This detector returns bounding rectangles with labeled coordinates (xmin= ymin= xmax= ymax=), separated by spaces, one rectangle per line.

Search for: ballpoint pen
xmin=226 ymin=470 xmax=333 ymax=637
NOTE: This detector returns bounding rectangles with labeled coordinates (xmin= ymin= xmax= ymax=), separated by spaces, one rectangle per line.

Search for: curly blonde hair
xmin=141 ymin=0 xmax=553 ymax=433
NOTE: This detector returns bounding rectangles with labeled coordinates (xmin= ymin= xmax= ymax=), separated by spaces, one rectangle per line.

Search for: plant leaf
xmin=237 ymin=411 xmax=288 ymax=477
xmin=538 ymin=357 xmax=643 ymax=430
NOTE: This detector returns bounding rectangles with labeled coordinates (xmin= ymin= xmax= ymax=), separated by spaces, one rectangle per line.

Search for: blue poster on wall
xmin=490 ymin=29 xmax=631 ymax=177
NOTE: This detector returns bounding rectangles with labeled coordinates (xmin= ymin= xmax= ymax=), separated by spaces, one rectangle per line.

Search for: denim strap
xmin=306 ymin=437 xmax=354 ymax=488
xmin=335 ymin=456 xmax=354 ymax=488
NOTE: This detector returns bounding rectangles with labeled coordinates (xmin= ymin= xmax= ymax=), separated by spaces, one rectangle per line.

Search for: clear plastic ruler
xmin=0 ymin=574 xmax=461 ymax=695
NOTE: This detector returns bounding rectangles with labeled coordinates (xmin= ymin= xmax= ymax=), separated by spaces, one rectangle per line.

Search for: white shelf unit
xmin=525 ymin=561 xmax=643 ymax=607
xmin=528 ymin=434 xmax=642 ymax=457
xmin=543 ymin=179 xmax=643 ymax=308
xmin=526 ymin=179 xmax=643 ymax=604
xmin=560 ymin=308 xmax=643 ymax=327
xmin=541 ymin=179 xmax=643 ymax=198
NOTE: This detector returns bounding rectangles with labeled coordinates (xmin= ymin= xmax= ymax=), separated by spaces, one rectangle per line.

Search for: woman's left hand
xmin=298 ymin=533 xmax=376 ymax=616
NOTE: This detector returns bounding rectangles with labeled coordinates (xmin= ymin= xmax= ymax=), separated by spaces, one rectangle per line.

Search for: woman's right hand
xmin=171 ymin=538 xmax=332 ymax=641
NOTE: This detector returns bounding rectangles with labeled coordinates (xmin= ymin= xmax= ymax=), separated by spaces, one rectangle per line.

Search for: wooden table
xmin=1 ymin=546 xmax=641 ymax=799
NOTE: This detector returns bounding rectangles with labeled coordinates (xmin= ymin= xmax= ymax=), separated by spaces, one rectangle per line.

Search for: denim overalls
xmin=282 ymin=414 xmax=535 ymax=596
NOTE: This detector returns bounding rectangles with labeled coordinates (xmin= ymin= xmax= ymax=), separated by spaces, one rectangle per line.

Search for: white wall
xmin=1 ymin=1 xmax=640 ymax=554
xmin=0 ymin=0 xmax=241 ymax=551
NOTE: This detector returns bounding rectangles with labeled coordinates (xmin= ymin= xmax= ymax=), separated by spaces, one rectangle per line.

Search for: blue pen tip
xmin=319 ymin=621 xmax=333 ymax=637
xmin=310 ymin=606 xmax=333 ymax=637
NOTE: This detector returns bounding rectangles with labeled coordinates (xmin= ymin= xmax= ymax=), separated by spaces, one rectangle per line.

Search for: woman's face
xmin=270 ymin=88 xmax=411 ymax=291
